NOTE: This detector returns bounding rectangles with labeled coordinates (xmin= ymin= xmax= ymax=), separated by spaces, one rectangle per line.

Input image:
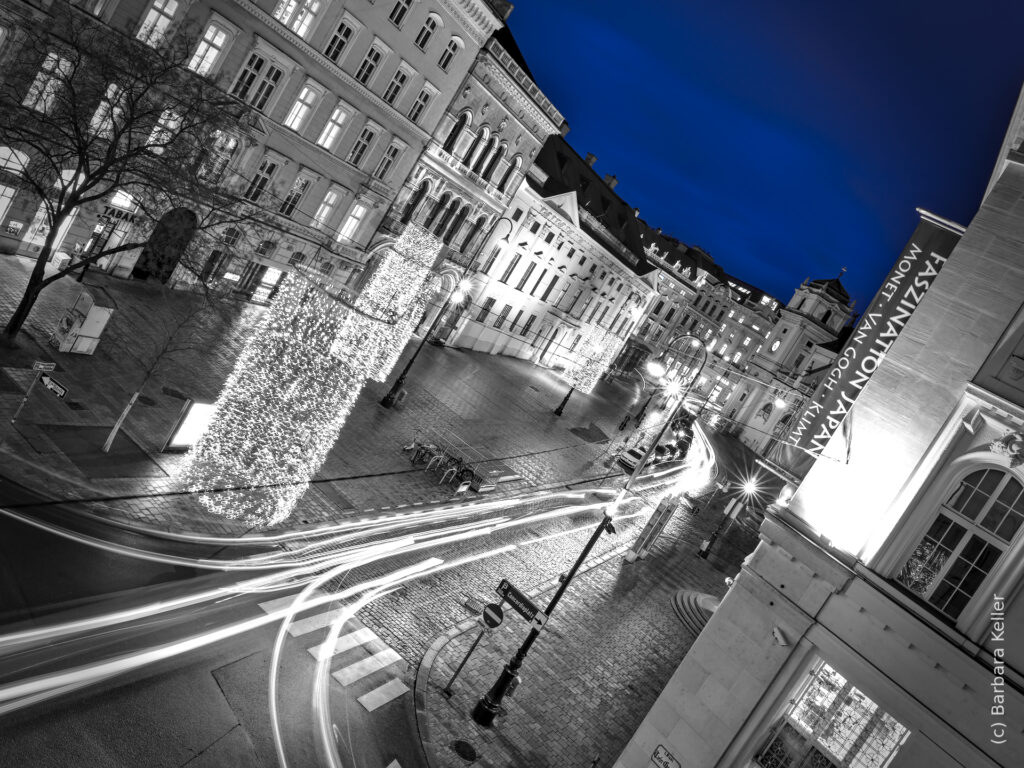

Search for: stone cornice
xmin=229 ymin=0 xmax=431 ymax=142
xmin=437 ymin=0 xmax=504 ymax=46
xmin=485 ymin=37 xmax=563 ymax=129
xmin=475 ymin=49 xmax=561 ymax=137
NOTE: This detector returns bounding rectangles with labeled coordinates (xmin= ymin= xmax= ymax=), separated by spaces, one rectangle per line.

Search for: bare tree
xmin=0 ymin=4 xmax=275 ymax=346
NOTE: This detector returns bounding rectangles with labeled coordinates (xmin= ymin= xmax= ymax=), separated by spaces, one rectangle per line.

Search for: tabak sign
xmin=779 ymin=213 xmax=962 ymax=476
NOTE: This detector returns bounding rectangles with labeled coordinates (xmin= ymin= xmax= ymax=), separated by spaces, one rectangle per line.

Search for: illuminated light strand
xmin=562 ymin=325 xmax=627 ymax=394
xmin=179 ymin=225 xmax=442 ymax=526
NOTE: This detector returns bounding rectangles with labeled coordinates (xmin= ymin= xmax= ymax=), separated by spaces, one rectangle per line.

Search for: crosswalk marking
xmin=332 ymin=648 xmax=402 ymax=685
xmin=357 ymin=679 xmax=410 ymax=712
xmin=288 ymin=607 xmax=350 ymax=637
xmin=385 ymin=761 xmax=402 ymax=768
xmin=307 ymin=627 xmax=377 ymax=661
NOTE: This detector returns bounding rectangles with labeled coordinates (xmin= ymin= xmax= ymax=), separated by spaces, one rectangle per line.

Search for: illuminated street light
xmin=774 ymin=397 xmax=788 ymax=409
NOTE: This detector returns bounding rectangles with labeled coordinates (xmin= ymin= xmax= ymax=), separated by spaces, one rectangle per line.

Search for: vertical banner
xmin=777 ymin=212 xmax=962 ymax=477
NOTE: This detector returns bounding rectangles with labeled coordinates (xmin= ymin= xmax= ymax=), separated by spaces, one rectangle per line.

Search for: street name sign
xmin=32 ymin=361 xmax=56 ymax=372
xmin=41 ymin=375 xmax=68 ymax=399
xmin=481 ymin=603 xmax=504 ymax=629
xmin=495 ymin=579 xmax=540 ymax=622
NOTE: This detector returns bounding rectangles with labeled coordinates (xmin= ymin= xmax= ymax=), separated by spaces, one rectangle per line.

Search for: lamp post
xmin=698 ymin=478 xmax=758 ymax=559
xmin=471 ymin=512 xmax=616 ymax=727
xmin=380 ymin=217 xmax=512 ymax=408
xmin=553 ymin=386 xmax=574 ymax=416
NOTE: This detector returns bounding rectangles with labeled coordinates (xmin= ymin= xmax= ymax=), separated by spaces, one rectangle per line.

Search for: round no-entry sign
xmin=481 ymin=603 xmax=504 ymax=629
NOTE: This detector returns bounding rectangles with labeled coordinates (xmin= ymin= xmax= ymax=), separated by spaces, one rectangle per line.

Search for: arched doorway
xmin=133 ymin=207 xmax=198 ymax=282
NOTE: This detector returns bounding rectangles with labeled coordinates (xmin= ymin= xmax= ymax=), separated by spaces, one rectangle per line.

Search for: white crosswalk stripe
xmin=357 ymin=679 xmax=410 ymax=712
xmin=307 ymin=627 xmax=377 ymax=661
xmin=257 ymin=591 xmax=323 ymax=616
xmin=332 ymin=648 xmax=402 ymax=686
xmin=385 ymin=761 xmax=402 ymax=768
xmin=289 ymin=607 xmax=351 ymax=637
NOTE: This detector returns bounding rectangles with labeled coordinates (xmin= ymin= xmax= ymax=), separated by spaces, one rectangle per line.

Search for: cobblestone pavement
xmin=0 ymin=255 xmax=648 ymax=534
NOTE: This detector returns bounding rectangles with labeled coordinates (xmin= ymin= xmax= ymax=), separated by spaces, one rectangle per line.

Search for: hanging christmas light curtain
xmin=179 ymin=225 xmax=441 ymax=526
xmin=562 ymin=325 xmax=627 ymax=393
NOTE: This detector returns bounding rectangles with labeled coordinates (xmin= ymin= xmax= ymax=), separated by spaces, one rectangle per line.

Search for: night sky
xmin=505 ymin=0 xmax=1024 ymax=311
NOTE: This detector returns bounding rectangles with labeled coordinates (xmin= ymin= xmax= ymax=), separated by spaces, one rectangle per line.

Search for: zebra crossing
xmin=258 ymin=592 xmax=410 ymax=714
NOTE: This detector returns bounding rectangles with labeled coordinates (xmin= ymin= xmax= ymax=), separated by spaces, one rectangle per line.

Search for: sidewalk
xmin=0 ymin=255 xmax=650 ymax=535
xmin=411 ymin=497 xmax=744 ymax=768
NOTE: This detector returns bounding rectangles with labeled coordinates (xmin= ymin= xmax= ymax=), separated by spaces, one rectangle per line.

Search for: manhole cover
xmin=451 ymin=740 xmax=477 ymax=762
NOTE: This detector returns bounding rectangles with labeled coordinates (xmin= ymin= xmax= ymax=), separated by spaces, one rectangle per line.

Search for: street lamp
xmin=697 ymin=474 xmax=762 ymax=559
xmin=472 ymin=512 xmax=616 ymax=726
xmin=380 ymin=217 xmax=513 ymax=408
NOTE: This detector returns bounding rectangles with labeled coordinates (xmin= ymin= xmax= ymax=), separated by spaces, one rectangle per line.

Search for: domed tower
xmin=761 ymin=270 xmax=854 ymax=376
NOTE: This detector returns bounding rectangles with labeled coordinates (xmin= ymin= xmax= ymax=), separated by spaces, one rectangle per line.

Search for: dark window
xmin=475 ymin=297 xmax=495 ymax=323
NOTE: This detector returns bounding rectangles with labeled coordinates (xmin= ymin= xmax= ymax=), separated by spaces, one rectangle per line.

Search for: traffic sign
xmin=495 ymin=579 xmax=540 ymax=622
xmin=531 ymin=612 xmax=548 ymax=629
xmin=40 ymin=375 xmax=68 ymax=399
xmin=32 ymin=361 xmax=56 ymax=372
xmin=481 ymin=603 xmax=504 ymax=629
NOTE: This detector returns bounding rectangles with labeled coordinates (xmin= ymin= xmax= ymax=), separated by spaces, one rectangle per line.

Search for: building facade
xmin=0 ymin=0 xmax=504 ymax=302
xmin=613 ymin=98 xmax=1024 ymax=768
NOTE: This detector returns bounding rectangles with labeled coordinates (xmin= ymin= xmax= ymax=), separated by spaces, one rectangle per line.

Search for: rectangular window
xmin=23 ymin=53 xmax=72 ymax=114
xmin=509 ymin=309 xmax=523 ymax=332
xmin=521 ymin=314 xmax=536 ymax=337
xmin=244 ymin=157 xmax=279 ymax=202
xmin=347 ymin=125 xmax=377 ymax=167
xmin=598 ymin=306 xmax=609 ymax=325
xmin=515 ymin=262 xmax=536 ymax=291
xmin=147 ymin=109 xmax=181 ymax=154
xmin=480 ymin=246 xmax=500 ymax=275
xmin=288 ymin=251 xmax=306 ymax=266
xmin=374 ymin=141 xmax=403 ymax=180
xmin=199 ymin=130 xmax=238 ymax=183
xmin=324 ymin=20 xmax=355 ymax=62
xmin=408 ymin=88 xmax=432 ymax=123
xmin=494 ymin=304 xmax=512 ymax=330
xmin=272 ymin=0 xmax=322 ymax=38
xmin=316 ymin=104 xmax=349 ymax=151
xmin=312 ymin=188 xmax=340 ymax=230
xmin=279 ymin=175 xmax=311 ymax=217
xmin=530 ymin=268 xmax=547 ymax=296
xmin=388 ymin=0 xmax=411 ymax=26
xmin=90 ymin=83 xmax=125 ymax=138
xmin=338 ymin=202 xmax=367 ymax=241
xmin=137 ymin=0 xmax=178 ymax=46
xmin=498 ymin=253 xmax=521 ymax=284
xmin=382 ymin=68 xmax=408 ymax=105
xmin=540 ymin=275 xmax=559 ymax=302
xmin=511 ymin=208 xmax=523 ymax=221
xmin=476 ymin=297 xmax=495 ymax=323
xmin=283 ymin=84 xmax=320 ymax=131
xmin=231 ymin=52 xmax=284 ymax=112
xmin=355 ymin=45 xmax=384 ymax=85
xmin=189 ymin=22 xmax=231 ymax=75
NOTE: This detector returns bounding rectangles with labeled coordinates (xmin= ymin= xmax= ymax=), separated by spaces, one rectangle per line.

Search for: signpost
xmin=481 ymin=602 xmax=504 ymax=629
xmin=495 ymin=579 xmax=542 ymax=625
xmin=10 ymin=363 xmax=61 ymax=425
xmin=442 ymin=602 xmax=506 ymax=698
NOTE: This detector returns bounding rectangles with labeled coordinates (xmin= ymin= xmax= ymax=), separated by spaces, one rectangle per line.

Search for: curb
xmin=411 ymin=534 xmax=637 ymax=768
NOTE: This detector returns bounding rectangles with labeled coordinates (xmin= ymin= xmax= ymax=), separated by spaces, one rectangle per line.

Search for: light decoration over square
xmin=178 ymin=225 xmax=441 ymax=526
xmin=562 ymin=324 xmax=626 ymax=394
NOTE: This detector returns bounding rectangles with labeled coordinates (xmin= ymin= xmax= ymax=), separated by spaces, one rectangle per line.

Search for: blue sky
xmin=505 ymin=0 xmax=1024 ymax=311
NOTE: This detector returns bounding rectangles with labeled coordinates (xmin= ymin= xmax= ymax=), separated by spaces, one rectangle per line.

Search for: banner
xmin=777 ymin=212 xmax=962 ymax=477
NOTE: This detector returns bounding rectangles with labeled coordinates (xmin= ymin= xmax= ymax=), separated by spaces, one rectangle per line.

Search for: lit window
xmin=279 ymin=175 xmax=311 ymax=217
xmin=896 ymin=467 xmax=1023 ymax=620
xmin=388 ymin=0 xmax=411 ymax=26
xmin=137 ymin=0 xmax=178 ymax=46
xmin=283 ymin=84 xmax=320 ymax=131
xmin=347 ymin=125 xmax=377 ymax=167
xmin=323 ymin=20 xmax=355 ymax=62
xmin=355 ymin=45 xmax=385 ymax=85
xmin=494 ymin=304 xmax=511 ymax=329
xmin=338 ymin=202 xmax=367 ymax=241
xmin=373 ymin=141 xmax=403 ymax=180
xmin=732 ymin=352 xmax=741 ymax=363
xmin=757 ymin=661 xmax=909 ymax=768
xmin=23 ymin=52 xmax=72 ymax=114
xmin=89 ymin=83 xmax=125 ymax=138
xmin=743 ymin=336 xmax=751 ymax=346
xmin=147 ymin=109 xmax=181 ymax=154
xmin=231 ymin=52 xmax=284 ymax=112
xmin=408 ymin=88 xmax=432 ymax=123
xmin=199 ymin=131 xmax=238 ymax=183
xmin=316 ymin=104 xmax=349 ymax=151
xmin=414 ymin=15 xmax=438 ymax=49
xmin=188 ymin=21 xmax=231 ymax=75
xmin=437 ymin=38 xmax=459 ymax=71
xmin=312 ymin=188 xmax=340 ymax=230
xmin=272 ymin=0 xmax=322 ymax=38
xmin=244 ymin=156 xmax=279 ymax=202
xmin=382 ymin=68 xmax=409 ymax=105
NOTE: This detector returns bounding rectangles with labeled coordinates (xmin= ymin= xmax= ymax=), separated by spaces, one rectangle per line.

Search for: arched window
xmin=461 ymin=216 xmax=485 ymax=253
xmin=444 ymin=205 xmax=469 ymax=245
xmin=414 ymin=14 xmax=440 ymax=49
xmin=896 ymin=466 xmax=1024 ymax=620
xmin=463 ymin=128 xmax=486 ymax=166
xmin=438 ymin=37 xmax=462 ymax=71
xmin=497 ymin=156 xmax=521 ymax=192
xmin=402 ymin=181 xmax=428 ymax=224
xmin=435 ymin=197 xmax=460 ymax=237
xmin=471 ymin=136 xmax=495 ymax=175
xmin=424 ymin=192 xmax=450 ymax=229
xmin=255 ymin=240 xmax=276 ymax=259
xmin=443 ymin=113 xmax=468 ymax=154
xmin=482 ymin=144 xmax=505 ymax=182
